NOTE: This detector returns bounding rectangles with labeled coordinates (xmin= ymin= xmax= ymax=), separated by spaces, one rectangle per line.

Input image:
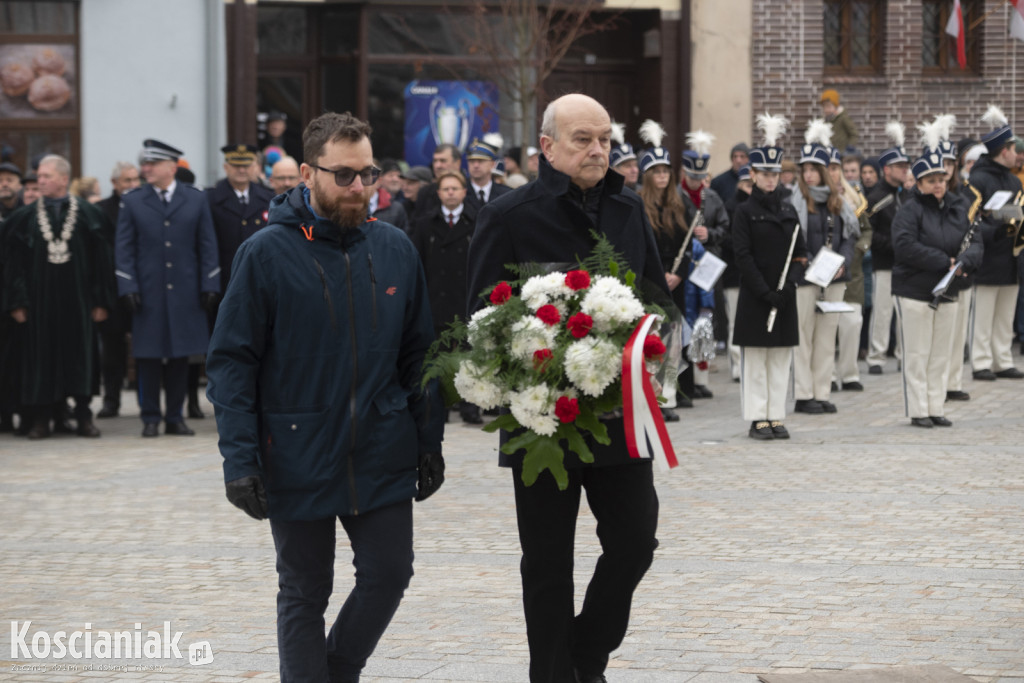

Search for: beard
xmin=311 ymin=183 xmax=370 ymax=229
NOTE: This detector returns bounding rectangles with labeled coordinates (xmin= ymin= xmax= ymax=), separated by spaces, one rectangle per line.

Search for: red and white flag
xmin=945 ymin=0 xmax=967 ymax=69
xmin=1009 ymin=0 xmax=1024 ymax=42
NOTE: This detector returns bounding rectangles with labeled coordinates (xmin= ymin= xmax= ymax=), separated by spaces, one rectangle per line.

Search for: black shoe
xmin=749 ymin=421 xmax=774 ymax=440
xmin=96 ymin=403 xmax=119 ymax=419
xmin=794 ymin=399 xmax=824 ymax=414
xmin=459 ymin=403 xmax=483 ymax=424
xmin=910 ymin=417 xmax=933 ymax=428
xmin=676 ymin=394 xmax=693 ymax=409
xmin=165 ymin=421 xmax=195 ymax=436
xmin=843 ymin=381 xmax=863 ymax=391
xmin=142 ymin=423 xmax=160 ymax=437
xmin=868 ymin=365 xmax=883 ymax=375
xmin=819 ymin=400 xmax=837 ymax=413
xmin=187 ymin=401 xmax=206 ymax=419
xmin=995 ymin=367 xmax=1024 ymax=379
xmin=661 ymin=408 xmax=680 ymax=422
xmin=76 ymin=420 xmax=101 ymax=437
xmin=27 ymin=420 xmax=51 ymax=440
xmin=946 ymin=390 xmax=970 ymax=401
xmin=693 ymin=384 xmax=713 ymax=399
xmin=770 ymin=421 xmax=790 ymax=439
xmin=930 ymin=415 xmax=953 ymax=427
xmin=973 ymin=369 xmax=997 ymax=381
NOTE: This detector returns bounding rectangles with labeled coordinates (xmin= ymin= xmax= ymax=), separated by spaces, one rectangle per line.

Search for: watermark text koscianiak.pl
xmin=10 ymin=621 xmax=213 ymax=665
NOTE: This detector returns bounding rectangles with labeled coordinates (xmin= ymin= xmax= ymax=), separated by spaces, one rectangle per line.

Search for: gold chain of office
xmin=36 ymin=195 xmax=78 ymax=264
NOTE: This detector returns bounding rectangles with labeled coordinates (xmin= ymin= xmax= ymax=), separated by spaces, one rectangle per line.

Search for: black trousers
xmin=512 ymin=460 xmax=659 ymax=682
xmin=135 ymin=357 xmax=187 ymax=424
xmin=97 ymin=312 xmax=128 ymax=407
xmin=270 ymin=500 xmax=414 ymax=683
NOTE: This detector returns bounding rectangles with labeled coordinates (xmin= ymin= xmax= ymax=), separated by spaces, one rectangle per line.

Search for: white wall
xmin=80 ymin=0 xmax=226 ymax=196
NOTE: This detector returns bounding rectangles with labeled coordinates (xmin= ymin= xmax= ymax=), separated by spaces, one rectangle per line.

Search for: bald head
xmin=270 ymin=156 xmax=301 ymax=195
xmin=539 ymin=94 xmax=612 ymax=190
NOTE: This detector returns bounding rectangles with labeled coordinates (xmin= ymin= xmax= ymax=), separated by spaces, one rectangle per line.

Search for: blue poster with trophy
xmin=404 ymin=80 xmax=499 ymax=168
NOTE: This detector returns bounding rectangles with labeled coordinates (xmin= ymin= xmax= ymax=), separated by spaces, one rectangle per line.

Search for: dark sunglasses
xmin=313 ymin=165 xmax=380 ymax=187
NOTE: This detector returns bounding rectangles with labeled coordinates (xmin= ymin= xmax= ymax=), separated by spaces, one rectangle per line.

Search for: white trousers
xmin=970 ymin=284 xmax=1020 ymax=372
xmin=896 ymin=296 xmax=956 ymax=418
xmin=945 ymin=294 xmax=971 ymax=392
xmin=867 ymin=269 xmax=900 ymax=367
xmin=724 ymin=287 xmax=740 ymax=380
xmin=740 ymin=346 xmax=792 ymax=421
xmin=834 ymin=302 xmax=863 ymax=384
xmin=794 ymin=283 xmax=845 ymax=401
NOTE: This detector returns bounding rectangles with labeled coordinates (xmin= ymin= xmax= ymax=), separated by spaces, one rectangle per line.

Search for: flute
xmin=767 ymin=224 xmax=801 ymax=333
xmin=670 ymin=188 xmax=705 ymax=275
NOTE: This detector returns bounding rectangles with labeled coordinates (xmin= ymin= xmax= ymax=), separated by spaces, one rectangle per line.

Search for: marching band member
xmin=892 ymin=123 xmax=982 ymax=428
xmin=609 ymin=122 xmax=639 ymax=190
xmin=788 ymin=120 xmax=856 ymax=414
xmin=967 ymin=106 xmax=1024 ymax=381
xmin=732 ymin=114 xmax=807 ymax=440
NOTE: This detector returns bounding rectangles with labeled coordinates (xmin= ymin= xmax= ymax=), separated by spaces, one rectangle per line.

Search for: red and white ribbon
xmin=622 ymin=314 xmax=678 ymax=470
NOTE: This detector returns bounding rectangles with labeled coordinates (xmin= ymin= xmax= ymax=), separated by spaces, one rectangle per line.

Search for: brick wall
xmin=751 ymin=0 xmax=1024 ymax=161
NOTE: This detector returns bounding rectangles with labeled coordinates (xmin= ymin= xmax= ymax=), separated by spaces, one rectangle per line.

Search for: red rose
xmin=536 ymin=304 xmax=561 ymax=326
xmin=489 ymin=281 xmax=512 ymax=305
xmin=533 ymin=348 xmax=553 ymax=371
xmin=566 ymin=312 xmax=593 ymax=338
xmin=643 ymin=334 xmax=666 ymax=360
xmin=565 ymin=270 xmax=591 ymax=291
xmin=554 ymin=396 xmax=580 ymax=423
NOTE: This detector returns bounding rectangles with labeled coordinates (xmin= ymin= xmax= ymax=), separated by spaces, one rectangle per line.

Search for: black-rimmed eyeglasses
xmin=312 ymin=165 xmax=380 ymax=187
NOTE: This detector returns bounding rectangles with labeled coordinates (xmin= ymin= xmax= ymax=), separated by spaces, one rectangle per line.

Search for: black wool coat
xmin=411 ymin=202 xmax=477 ymax=338
xmin=207 ymin=179 xmax=274 ymax=292
xmin=731 ymin=186 xmax=807 ymax=348
xmin=466 ymin=156 xmax=670 ymax=469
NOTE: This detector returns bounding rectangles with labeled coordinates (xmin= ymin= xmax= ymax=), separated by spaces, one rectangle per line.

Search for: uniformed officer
xmin=464 ymin=134 xmax=512 ymax=211
xmin=198 ymin=144 xmax=274 ymax=417
xmin=115 ymin=139 xmax=220 ymax=437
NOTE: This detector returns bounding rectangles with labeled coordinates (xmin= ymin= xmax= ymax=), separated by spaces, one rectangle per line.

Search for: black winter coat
xmin=731 ymin=186 xmax=807 ymax=348
xmin=867 ymin=180 xmax=903 ymax=271
xmin=411 ymin=203 xmax=477 ymax=338
xmin=965 ymin=156 xmax=1023 ymax=286
xmin=467 ymin=156 xmax=669 ymax=469
xmin=892 ymin=189 xmax=983 ymax=302
xmin=207 ymin=179 xmax=274 ymax=292
xmin=720 ymin=188 xmax=751 ymax=288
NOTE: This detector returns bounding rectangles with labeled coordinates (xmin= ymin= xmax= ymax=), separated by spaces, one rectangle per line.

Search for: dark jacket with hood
xmin=965 ymin=155 xmax=1023 ymax=286
xmin=891 ymin=187 xmax=982 ymax=302
xmin=206 ymin=185 xmax=444 ymax=521
xmin=466 ymin=155 xmax=670 ymax=469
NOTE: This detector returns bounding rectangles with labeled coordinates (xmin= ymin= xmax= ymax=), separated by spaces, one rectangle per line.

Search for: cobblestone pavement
xmin=2 ymin=352 xmax=1023 ymax=682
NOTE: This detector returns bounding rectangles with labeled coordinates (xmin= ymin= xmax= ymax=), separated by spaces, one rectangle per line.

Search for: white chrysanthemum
xmin=467 ymin=306 xmax=500 ymax=350
xmin=453 ymin=360 xmax=506 ymax=410
xmin=580 ymin=277 xmax=645 ymax=333
xmin=510 ymin=316 xmax=557 ymax=361
xmin=564 ymin=337 xmax=621 ymax=396
xmin=509 ymin=384 xmax=558 ymax=436
xmin=520 ymin=272 xmax=573 ymax=311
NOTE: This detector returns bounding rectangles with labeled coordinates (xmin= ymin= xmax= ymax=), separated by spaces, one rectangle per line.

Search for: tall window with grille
xmin=824 ymin=0 xmax=885 ymax=74
xmin=921 ymin=0 xmax=982 ymax=73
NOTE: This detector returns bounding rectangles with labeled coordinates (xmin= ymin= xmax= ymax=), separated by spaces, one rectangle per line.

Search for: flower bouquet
xmin=423 ymin=237 xmax=679 ymax=489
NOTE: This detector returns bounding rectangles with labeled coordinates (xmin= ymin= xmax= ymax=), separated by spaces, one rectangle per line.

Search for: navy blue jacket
xmin=206 ymin=186 xmax=444 ymax=521
xmin=115 ymin=183 xmax=220 ymax=358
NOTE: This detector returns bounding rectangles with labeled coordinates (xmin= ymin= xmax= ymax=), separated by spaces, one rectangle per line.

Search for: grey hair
xmin=110 ymin=161 xmax=136 ymax=181
xmin=540 ymin=101 xmax=558 ymax=140
xmin=39 ymin=154 xmax=71 ymax=178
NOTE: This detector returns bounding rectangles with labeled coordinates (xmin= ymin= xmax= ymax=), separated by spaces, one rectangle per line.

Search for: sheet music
xmin=688 ymin=251 xmax=727 ymax=292
xmin=984 ymin=191 xmax=1013 ymax=211
xmin=815 ymin=300 xmax=855 ymax=313
xmin=805 ymin=247 xmax=845 ymax=288
xmin=931 ymin=263 xmax=961 ymax=296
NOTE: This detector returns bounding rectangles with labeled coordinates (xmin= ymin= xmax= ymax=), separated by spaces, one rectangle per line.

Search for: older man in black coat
xmin=466 ymin=93 xmax=669 ymax=683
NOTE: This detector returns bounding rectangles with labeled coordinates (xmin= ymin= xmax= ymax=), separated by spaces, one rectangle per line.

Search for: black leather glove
xmin=415 ymin=452 xmax=445 ymax=502
xmin=201 ymin=291 xmax=220 ymax=313
xmin=120 ymin=292 xmax=141 ymax=314
xmin=764 ymin=290 xmax=785 ymax=309
xmin=225 ymin=475 xmax=269 ymax=520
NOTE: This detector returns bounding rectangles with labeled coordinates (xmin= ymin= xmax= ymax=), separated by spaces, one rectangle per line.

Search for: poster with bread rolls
xmin=0 ymin=44 xmax=75 ymax=118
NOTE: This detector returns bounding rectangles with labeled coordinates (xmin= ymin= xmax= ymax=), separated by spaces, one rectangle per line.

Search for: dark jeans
xmin=135 ymin=357 xmax=187 ymax=424
xmin=270 ymin=500 xmax=414 ymax=683
xmin=512 ymin=461 xmax=659 ymax=682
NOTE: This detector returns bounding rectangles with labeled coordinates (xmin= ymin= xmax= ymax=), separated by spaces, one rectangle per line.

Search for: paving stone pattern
xmin=1 ymin=355 xmax=1022 ymax=682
